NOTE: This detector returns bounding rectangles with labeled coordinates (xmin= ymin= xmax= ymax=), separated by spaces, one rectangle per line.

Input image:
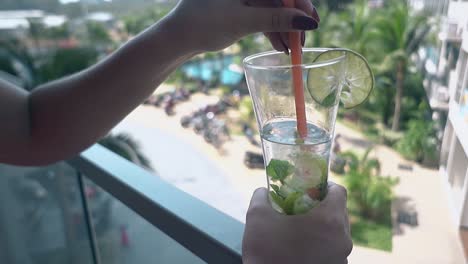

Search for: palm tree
xmin=305 ymin=6 xmax=342 ymax=48
xmin=370 ymin=0 xmax=430 ymax=131
xmin=0 ymin=39 xmax=37 ymax=90
xmin=27 ymin=18 xmax=45 ymax=53
xmin=237 ymin=35 xmax=258 ymax=58
xmin=98 ymin=133 xmax=153 ymax=170
xmin=342 ymin=148 xmax=397 ymax=222
xmin=316 ymin=0 xmax=354 ymax=11
xmin=86 ymin=21 xmax=112 ymax=50
xmin=335 ymin=0 xmax=373 ymax=56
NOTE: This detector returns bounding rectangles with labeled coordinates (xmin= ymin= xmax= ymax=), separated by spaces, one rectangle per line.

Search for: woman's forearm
xmin=24 ymin=17 xmax=196 ymax=165
xmin=1 ymin=1 xmax=319 ymax=165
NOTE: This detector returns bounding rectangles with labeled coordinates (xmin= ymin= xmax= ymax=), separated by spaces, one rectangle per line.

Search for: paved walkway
xmin=334 ymin=122 xmax=466 ymax=264
xmin=116 ymin=90 xmax=465 ymax=263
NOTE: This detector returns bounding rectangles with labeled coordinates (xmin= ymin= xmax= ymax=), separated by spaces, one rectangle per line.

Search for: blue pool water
xmin=181 ymin=56 xmax=244 ymax=86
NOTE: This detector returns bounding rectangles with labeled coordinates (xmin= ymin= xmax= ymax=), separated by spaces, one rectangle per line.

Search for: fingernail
xmin=292 ymin=16 xmax=318 ymax=30
xmin=301 ymin=31 xmax=305 ymax=47
xmin=312 ymin=7 xmax=320 ymax=22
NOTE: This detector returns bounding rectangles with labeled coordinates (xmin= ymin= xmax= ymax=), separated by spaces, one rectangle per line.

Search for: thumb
xmin=245 ymin=7 xmax=318 ymax=33
xmin=248 ymin=187 xmax=270 ymax=210
xmin=246 ymin=187 xmax=276 ymax=217
xmin=321 ymin=182 xmax=347 ymax=208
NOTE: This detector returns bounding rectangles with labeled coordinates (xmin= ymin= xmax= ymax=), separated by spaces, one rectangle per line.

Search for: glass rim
xmin=243 ymin=48 xmax=345 ymax=70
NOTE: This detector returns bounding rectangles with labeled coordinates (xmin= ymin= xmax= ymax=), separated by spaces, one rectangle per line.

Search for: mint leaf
xmin=293 ymin=195 xmax=318 ymax=214
xmin=321 ymin=91 xmax=337 ymax=107
xmin=295 ymin=137 xmax=305 ymax=144
xmin=283 ymin=192 xmax=302 ymax=215
xmin=294 ymin=131 xmax=305 ymax=144
xmin=270 ymin=191 xmax=285 ymax=211
xmin=266 ymin=159 xmax=294 ymax=182
xmin=270 ymin=184 xmax=280 ymax=194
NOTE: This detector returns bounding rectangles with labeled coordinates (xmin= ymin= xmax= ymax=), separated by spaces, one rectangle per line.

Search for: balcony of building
xmin=0 ymin=144 xmax=243 ymax=264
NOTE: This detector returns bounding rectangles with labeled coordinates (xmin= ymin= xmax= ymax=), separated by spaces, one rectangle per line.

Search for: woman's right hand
xmin=243 ymin=182 xmax=352 ymax=264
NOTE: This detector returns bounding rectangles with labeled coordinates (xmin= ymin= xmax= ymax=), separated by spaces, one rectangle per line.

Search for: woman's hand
xmin=243 ymin=182 xmax=352 ymax=264
xmin=164 ymin=0 xmax=319 ymax=53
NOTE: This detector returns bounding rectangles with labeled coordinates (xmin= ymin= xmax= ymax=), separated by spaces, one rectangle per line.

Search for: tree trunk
xmin=392 ymin=60 xmax=405 ymax=131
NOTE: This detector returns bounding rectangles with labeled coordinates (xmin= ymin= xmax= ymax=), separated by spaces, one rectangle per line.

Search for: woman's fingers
xmin=242 ymin=0 xmax=316 ymax=50
xmin=296 ymin=0 xmax=320 ymax=22
xmin=243 ymin=0 xmax=282 ymax=7
xmin=265 ymin=32 xmax=289 ymax=54
xmin=243 ymin=0 xmax=318 ymax=22
xmin=242 ymin=7 xmax=317 ymax=33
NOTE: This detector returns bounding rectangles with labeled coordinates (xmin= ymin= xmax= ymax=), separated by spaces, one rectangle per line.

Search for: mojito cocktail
xmin=244 ymin=49 xmax=346 ymax=215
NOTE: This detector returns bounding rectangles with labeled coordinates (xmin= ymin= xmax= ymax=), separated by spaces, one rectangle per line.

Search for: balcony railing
xmin=0 ymin=144 xmax=244 ymax=264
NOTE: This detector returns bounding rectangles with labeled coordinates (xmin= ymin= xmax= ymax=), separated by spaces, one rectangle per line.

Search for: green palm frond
xmin=0 ymin=39 xmax=37 ymax=89
xmin=360 ymin=147 xmax=372 ymax=164
xmin=340 ymin=151 xmax=360 ymax=171
xmin=364 ymin=158 xmax=381 ymax=175
xmin=406 ymin=25 xmax=431 ymax=55
xmin=99 ymin=133 xmax=153 ymax=170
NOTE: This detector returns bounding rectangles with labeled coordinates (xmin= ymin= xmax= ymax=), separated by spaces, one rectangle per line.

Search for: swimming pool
xmin=181 ymin=55 xmax=244 ymax=86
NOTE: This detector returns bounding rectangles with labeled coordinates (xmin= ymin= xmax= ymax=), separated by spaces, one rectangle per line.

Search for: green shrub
xmin=239 ymin=96 xmax=255 ymax=123
xmin=342 ymin=149 xmax=398 ymax=223
xmin=396 ymin=119 xmax=438 ymax=163
xmin=379 ymin=129 xmax=404 ymax=147
xmin=219 ymin=85 xmax=232 ymax=96
xmin=38 ymin=47 xmax=98 ymax=84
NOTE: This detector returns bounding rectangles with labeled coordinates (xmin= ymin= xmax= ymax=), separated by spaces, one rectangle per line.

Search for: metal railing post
xmin=77 ymin=171 xmax=101 ymax=264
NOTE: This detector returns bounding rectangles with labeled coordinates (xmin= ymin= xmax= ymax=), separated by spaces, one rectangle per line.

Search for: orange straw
xmin=282 ymin=0 xmax=308 ymax=139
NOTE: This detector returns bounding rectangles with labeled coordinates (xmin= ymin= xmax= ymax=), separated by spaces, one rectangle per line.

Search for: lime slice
xmin=308 ymin=49 xmax=374 ymax=109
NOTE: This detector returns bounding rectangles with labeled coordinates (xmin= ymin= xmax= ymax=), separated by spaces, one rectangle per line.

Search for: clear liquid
xmin=261 ymin=119 xmax=331 ymax=215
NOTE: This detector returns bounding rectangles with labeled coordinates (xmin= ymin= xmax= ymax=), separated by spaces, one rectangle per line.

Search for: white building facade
xmin=430 ymin=0 xmax=468 ymax=228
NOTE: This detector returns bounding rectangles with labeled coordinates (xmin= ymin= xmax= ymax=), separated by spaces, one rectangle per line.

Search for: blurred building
xmin=408 ymin=0 xmax=449 ymax=14
xmin=0 ymin=10 xmax=43 ymax=39
xmin=420 ymin=0 xmax=468 ymax=228
xmin=0 ymin=10 xmax=67 ymax=32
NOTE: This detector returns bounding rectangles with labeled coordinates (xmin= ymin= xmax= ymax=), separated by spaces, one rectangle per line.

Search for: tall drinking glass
xmin=244 ymin=48 xmax=345 ymax=215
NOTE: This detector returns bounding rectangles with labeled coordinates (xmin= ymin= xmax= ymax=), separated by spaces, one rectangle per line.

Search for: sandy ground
xmin=113 ymin=87 xmax=466 ymax=264
xmin=113 ymin=91 xmax=265 ymax=222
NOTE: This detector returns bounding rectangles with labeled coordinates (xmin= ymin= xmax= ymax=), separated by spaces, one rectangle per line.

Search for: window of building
xmin=455 ymin=51 xmax=467 ymax=103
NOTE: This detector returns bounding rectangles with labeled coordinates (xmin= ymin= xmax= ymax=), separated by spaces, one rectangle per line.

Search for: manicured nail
xmin=312 ymin=7 xmax=320 ymax=22
xmin=292 ymin=16 xmax=318 ymax=30
xmin=301 ymin=31 xmax=305 ymax=47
